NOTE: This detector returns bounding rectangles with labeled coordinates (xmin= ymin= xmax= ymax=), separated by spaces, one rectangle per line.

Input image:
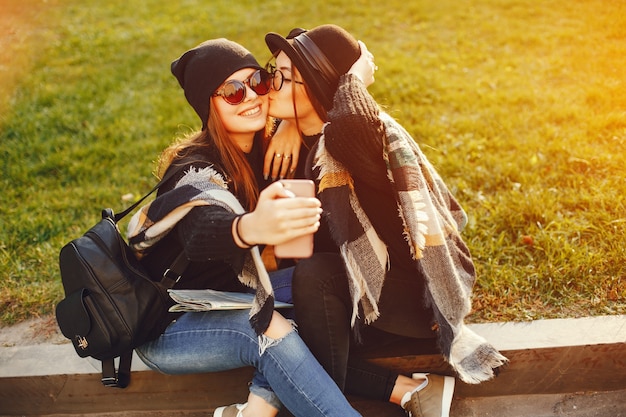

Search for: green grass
xmin=1 ymin=0 xmax=624 ymax=325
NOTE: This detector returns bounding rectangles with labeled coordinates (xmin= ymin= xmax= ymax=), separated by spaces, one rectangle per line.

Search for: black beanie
xmin=171 ymin=38 xmax=262 ymax=130
xmin=265 ymin=24 xmax=361 ymax=111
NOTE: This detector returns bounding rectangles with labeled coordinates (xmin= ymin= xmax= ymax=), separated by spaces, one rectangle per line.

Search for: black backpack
xmin=55 ymin=168 xmax=188 ymax=388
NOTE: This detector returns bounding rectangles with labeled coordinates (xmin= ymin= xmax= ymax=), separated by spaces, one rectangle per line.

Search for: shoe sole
xmin=440 ymin=376 xmax=455 ymax=417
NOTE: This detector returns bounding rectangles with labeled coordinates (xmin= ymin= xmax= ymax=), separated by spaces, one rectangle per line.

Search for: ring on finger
xmin=284 ymin=155 xmax=292 ymax=159
xmin=275 ymin=154 xmax=282 ymax=158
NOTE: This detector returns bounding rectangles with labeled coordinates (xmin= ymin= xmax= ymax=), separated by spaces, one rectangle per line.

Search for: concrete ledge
xmin=370 ymin=315 xmax=626 ymax=397
xmin=1 ymin=315 xmax=625 ymax=416
xmin=0 ymin=345 xmax=151 ymax=377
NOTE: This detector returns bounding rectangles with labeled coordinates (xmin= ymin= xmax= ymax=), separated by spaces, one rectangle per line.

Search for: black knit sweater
xmin=313 ymin=74 xmax=435 ymax=338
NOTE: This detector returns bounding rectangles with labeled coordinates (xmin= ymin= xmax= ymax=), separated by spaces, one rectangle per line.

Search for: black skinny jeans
xmin=292 ymin=253 xmax=437 ymax=401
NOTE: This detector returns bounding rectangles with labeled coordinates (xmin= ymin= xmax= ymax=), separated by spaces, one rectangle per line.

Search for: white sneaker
xmin=213 ymin=402 xmax=247 ymax=417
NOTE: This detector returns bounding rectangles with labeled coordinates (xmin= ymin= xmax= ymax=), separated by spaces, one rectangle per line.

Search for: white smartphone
xmin=274 ymin=179 xmax=315 ymax=259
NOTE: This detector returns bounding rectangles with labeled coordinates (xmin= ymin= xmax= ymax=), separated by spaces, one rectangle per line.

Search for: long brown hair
xmin=157 ymin=101 xmax=270 ymax=210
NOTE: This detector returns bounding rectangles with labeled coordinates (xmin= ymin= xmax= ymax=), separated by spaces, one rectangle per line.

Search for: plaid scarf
xmin=314 ymin=112 xmax=508 ymax=383
xmin=126 ymin=166 xmax=275 ymax=335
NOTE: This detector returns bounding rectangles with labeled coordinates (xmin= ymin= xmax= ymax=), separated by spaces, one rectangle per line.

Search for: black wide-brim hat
xmin=265 ymin=24 xmax=360 ymax=111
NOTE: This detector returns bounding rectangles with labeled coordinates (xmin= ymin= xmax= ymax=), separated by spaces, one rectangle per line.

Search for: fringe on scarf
xmin=449 ymin=323 xmax=509 ymax=383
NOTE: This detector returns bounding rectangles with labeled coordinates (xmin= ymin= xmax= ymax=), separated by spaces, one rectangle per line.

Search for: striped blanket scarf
xmin=314 ymin=112 xmax=508 ymax=383
xmin=126 ymin=166 xmax=275 ymax=335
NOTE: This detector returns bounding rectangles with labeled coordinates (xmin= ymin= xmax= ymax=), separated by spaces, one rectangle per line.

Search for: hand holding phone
xmin=274 ymin=180 xmax=316 ymax=259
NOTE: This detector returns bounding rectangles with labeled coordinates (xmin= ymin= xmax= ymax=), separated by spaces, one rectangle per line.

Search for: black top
xmin=140 ymin=134 xmax=272 ymax=295
xmin=310 ymin=74 xmax=435 ymax=338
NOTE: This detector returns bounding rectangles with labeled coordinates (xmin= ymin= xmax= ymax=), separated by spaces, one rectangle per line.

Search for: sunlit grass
xmin=1 ymin=0 xmax=624 ymax=324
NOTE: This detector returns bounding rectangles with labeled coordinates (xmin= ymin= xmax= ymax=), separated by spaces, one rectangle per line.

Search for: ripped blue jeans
xmin=135 ymin=269 xmax=359 ymax=417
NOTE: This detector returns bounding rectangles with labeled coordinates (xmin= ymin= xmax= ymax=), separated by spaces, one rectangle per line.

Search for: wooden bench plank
xmin=2 ymin=342 xmax=624 ymax=415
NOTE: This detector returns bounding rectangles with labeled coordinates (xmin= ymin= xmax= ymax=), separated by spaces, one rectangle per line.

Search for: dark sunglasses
xmin=213 ymin=69 xmax=272 ymax=105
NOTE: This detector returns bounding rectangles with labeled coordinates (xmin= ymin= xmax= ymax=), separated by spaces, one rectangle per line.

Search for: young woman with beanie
xmin=127 ymin=38 xmax=361 ymax=417
xmin=264 ymin=24 xmax=508 ymax=417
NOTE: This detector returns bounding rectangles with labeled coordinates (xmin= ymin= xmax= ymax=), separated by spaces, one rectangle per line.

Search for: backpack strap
xmin=99 ymin=163 xmax=191 ymax=388
xmin=101 ymin=351 xmax=133 ymax=388
xmin=113 ymin=163 xmax=188 ymax=223
xmin=109 ymin=162 xmax=192 ymax=289
xmin=161 ymin=251 xmax=190 ymax=288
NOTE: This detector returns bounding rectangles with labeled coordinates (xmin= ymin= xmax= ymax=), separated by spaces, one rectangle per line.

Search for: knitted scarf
xmin=126 ymin=166 xmax=275 ymax=336
xmin=314 ymin=112 xmax=508 ymax=384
